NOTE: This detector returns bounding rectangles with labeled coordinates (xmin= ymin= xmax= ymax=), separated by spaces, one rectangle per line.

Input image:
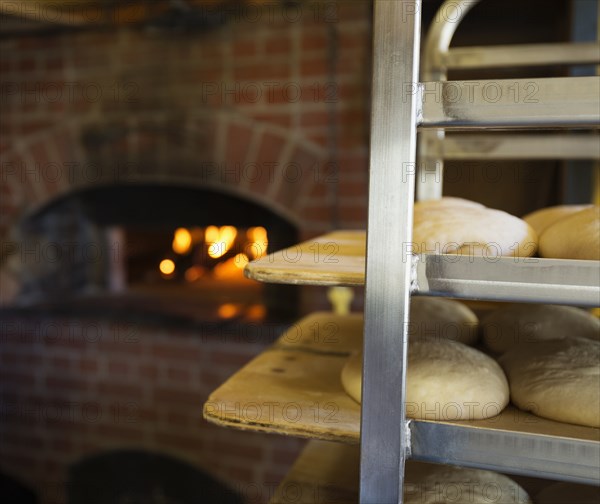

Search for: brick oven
xmin=0 ymin=1 xmax=371 ymax=503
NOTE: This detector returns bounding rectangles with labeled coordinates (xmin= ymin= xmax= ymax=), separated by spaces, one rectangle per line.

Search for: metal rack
xmin=363 ymin=0 xmax=599 ymax=502
xmin=203 ymin=1 xmax=600 ymax=502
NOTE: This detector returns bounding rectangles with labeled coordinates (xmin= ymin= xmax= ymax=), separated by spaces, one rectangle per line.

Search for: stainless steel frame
xmin=419 ymin=77 xmax=600 ymax=129
xmin=410 ymin=419 xmax=600 ymax=484
xmin=415 ymin=255 xmax=600 ymax=307
xmin=361 ymin=1 xmax=421 ymax=502
xmin=440 ymin=133 xmax=600 ymax=160
xmin=363 ymin=0 xmax=600 ymax=502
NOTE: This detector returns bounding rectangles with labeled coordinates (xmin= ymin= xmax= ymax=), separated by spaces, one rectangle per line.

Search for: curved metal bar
xmin=418 ymin=0 xmax=480 ymax=201
xmin=422 ymin=0 xmax=481 ymax=80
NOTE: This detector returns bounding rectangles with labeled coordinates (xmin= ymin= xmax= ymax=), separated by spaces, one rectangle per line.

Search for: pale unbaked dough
xmin=481 ymin=304 xmax=600 ymax=354
xmin=413 ymin=197 xmax=538 ymax=257
xmin=404 ymin=461 xmax=532 ymax=504
xmin=538 ymin=206 xmax=600 ymax=260
xmin=409 ymin=297 xmax=479 ymax=346
xmin=341 ymin=337 xmax=509 ymax=420
xmin=523 ymin=204 xmax=591 ymax=236
xmin=499 ymin=338 xmax=600 ymax=428
xmin=535 ymin=482 xmax=600 ymax=504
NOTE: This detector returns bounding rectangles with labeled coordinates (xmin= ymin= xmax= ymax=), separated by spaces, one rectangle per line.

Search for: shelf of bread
xmin=245 ymin=230 xmax=599 ymax=306
xmin=203 ymin=312 xmax=600 ymax=483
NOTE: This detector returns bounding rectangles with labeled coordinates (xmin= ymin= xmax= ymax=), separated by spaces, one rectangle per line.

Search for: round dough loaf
xmin=410 ymin=297 xmax=479 ymax=346
xmin=499 ymin=338 xmax=600 ymax=428
xmin=538 ymin=206 xmax=600 ymax=260
xmin=341 ymin=337 xmax=509 ymax=420
xmin=535 ymin=482 xmax=600 ymax=504
xmin=413 ymin=197 xmax=538 ymax=257
xmin=482 ymin=304 xmax=600 ymax=354
xmin=523 ymin=204 xmax=591 ymax=236
xmin=404 ymin=461 xmax=532 ymax=504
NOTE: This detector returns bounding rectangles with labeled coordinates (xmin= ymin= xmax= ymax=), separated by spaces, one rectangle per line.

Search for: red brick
xmin=251 ymin=113 xmax=292 ymax=129
xmin=139 ymin=364 xmax=159 ymax=380
xmin=225 ymin=123 xmax=253 ymax=166
xmin=301 ymin=205 xmax=334 ymax=223
xmin=301 ymin=111 xmax=330 ymax=127
xmin=300 ymin=58 xmax=328 ymax=77
xmin=46 ymin=376 xmax=88 ymax=392
xmin=233 ymin=40 xmax=256 ymax=57
xmin=155 ymin=432 xmax=203 ymax=452
xmin=18 ymin=59 xmax=36 ymax=72
xmin=154 ymin=388 xmax=201 ymax=405
xmin=79 ymin=358 xmax=99 ymax=373
xmin=339 ymin=205 xmax=368 ymax=222
xmin=214 ymin=441 xmax=263 ymax=460
xmin=52 ymin=356 xmax=71 ymax=370
xmin=233 ymin=63 xmax=290 ymax=81
xmin=46 ymin=58 xmax=64 ymax=71
xmin=266 ymin=36 xmax=292 ymax=54
xmin=209 ymin=350 xmax=253 ymax=367
xmin=0 ymin=371 xmax=36 ymax=387
xmin=96 ymin=423 xmax=144 ymax=442
xmin=166 ymin=412 xmax=190 ymax=427
xmin=151 ymin=343 xmax=201 ymax=362
xmin=338 ymin=181 xmax=367 ymax=198
xmin=108 ymin=361 xmax=130 ymax=375
xmin=97 ymin=340 xmax=143 ymax=355
xmin=167 ymin=367 xmax=190 ymax=383
xmin=302 ymin=33 xmax=328 ymax=51
xmin=97 ymin=382 xmax=142 ymax=398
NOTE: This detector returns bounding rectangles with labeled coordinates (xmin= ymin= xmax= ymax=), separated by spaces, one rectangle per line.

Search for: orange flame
xmin=172 ymin=228 xmax=192 ymax=254
xmin=207 ymin=225 xmax=238 ymax=259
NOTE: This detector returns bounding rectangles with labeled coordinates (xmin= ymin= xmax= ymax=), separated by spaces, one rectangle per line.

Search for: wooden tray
xmin=244 ymin=231 xmax=366 ymax=286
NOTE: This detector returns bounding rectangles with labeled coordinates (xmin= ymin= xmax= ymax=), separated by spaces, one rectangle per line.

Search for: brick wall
xmin=0 ymin=1 xmax=372 ymax=305
xmin=0 ymin=2 xmax=372 ymax=502
xmin=0 ymin=315 xmax=307 ymax=504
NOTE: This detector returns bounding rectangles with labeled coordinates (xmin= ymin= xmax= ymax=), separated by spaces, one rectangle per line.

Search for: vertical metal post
xmin=360 ymin=1 xmax=421 ymax=503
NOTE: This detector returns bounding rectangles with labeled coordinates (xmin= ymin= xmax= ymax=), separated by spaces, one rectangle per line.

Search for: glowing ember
xmin=246 ymin=304 xmax=266 ymax=321
xmin=184 ymin=266 xmax=205 ymax=282
xmin=205 ymin=225 xmax=219 ymax=244
xmin=207 ymin=225 xmax=238 ymax=259
xmin=172 ymin=228 xmax=192 ymax=254
xmin=234 ymin=253 xmax=249 ymax=269
xmin=218 ymin=303 xmax=239 ymax=319
xmin=159 ymin=259 xmax=175 ymax=276
xmin=246 ymin=226 xmax=268 ymax=259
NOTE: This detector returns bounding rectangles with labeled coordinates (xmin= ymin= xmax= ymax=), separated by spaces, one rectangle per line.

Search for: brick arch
xmin=1 ymin=109 xmax=336 ymax=239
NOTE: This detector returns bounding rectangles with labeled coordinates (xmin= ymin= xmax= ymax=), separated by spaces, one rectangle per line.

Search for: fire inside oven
xmin=21 ymin=184 xmax=299 ymax=323
xmin=127 ymin=224 xmax=271 ymax=321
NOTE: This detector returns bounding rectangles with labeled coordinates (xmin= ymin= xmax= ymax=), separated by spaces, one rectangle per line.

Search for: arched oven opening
xmin=17 ymin=183 xmax=299 ymax=324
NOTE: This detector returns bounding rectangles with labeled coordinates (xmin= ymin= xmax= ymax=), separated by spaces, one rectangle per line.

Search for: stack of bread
xmin=341 ymin=198 xmax=600 ymax=428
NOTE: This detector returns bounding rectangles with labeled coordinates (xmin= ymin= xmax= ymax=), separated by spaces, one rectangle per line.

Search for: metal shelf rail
xmin=363 ymin=0 xmax=600 ymax=502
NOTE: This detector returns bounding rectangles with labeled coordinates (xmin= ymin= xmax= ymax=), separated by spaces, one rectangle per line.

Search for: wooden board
xmin=244 ymin=231 xmax=366 ymax=286
xmin=204 ymin=313 xmax=600 ymax=453
xmin=204 ymin=313 xmax=361 ymax=442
